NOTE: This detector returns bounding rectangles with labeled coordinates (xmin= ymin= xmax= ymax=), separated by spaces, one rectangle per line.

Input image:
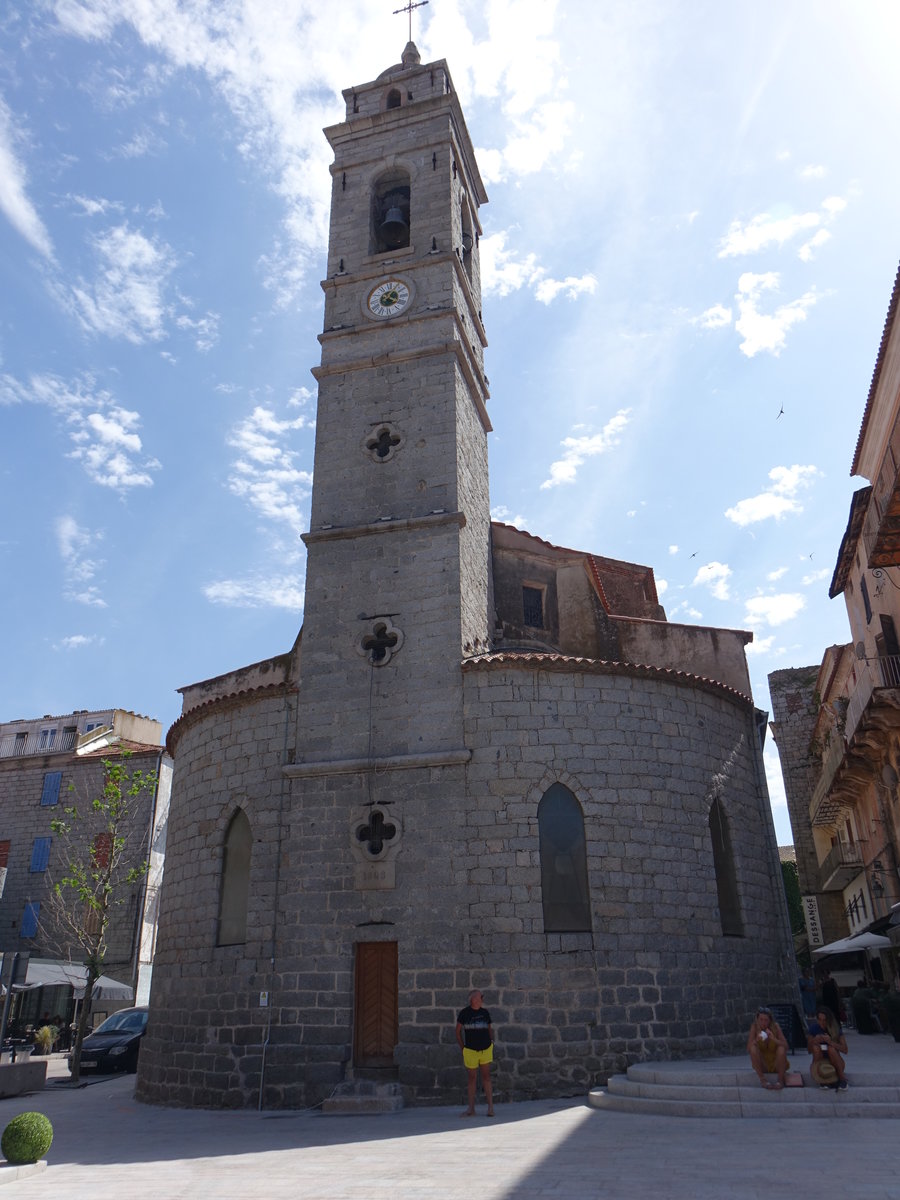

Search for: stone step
xmin=321 ymin=1079 xmax=404 ymax=1115
xmin=589 ymin=1063 xmax=900 ymax=1119
xmin=589 ymin=1086 xmax=900 ymax=1119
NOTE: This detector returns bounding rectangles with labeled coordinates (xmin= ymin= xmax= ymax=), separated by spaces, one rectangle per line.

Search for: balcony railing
xmin=0 ymin=729 xmax=78 ymax=758
xmin=845 ymin=655 xmax=900 ymax=743
xmin=818 ymin=840 xmax=864 ymax=891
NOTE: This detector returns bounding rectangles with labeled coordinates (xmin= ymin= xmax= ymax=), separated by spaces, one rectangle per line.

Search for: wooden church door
xmin=353 ymin=942 xmax=398 ymax=1068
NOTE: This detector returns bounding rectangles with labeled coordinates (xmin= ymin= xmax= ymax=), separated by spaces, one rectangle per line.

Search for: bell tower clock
xmin=297 ymin=42 xmax=491 ymax=765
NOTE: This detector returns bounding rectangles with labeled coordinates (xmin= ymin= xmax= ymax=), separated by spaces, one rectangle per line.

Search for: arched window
xmin=217 ymin=808 xmax=252 ymax=946
xmin=538 ymin=784 xmax=592 ymax=932
xmin=385 ymin=88 xmax=402 ymax=110
xmin=371 ymin=169 xmax=411 ymax=253
xmin=709 ymin=796 xmax=743 ymax=936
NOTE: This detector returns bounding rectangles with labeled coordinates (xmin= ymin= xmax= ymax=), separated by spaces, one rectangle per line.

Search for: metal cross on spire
xmin=392 ymin=0 xmax=429 ymax=43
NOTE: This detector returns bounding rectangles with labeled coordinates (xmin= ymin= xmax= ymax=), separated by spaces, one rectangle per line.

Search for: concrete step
xmin=589 ymin=1062 xmax=900 ymax=1119
xmin=321 ymin=1079 xmax=404 ymax=1115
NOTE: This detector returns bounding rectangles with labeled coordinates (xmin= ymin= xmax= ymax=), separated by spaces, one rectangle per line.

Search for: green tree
xmin=780 ymin=858 xmax=805 ymax=936
xmin=46 ymin=752 xmax=156 ymax=1084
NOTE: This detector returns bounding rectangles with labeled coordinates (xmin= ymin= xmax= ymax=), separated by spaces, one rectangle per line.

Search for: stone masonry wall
xmin=140 ymin=661 xmax=795 ymax=1110
xmin=136 ymin=687 xmax=296 ymax=1109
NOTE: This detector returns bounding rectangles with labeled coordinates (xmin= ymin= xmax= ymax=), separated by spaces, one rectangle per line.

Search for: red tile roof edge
xmin=851 ymin=261 xmax=900 ymax=477
xmin=461 ymin=650 xmax=753 ymax=706
xmin=166 ymin=681 xmax=299 ymax=756
xmin=65 ymin=740 xmax=165 ymax=761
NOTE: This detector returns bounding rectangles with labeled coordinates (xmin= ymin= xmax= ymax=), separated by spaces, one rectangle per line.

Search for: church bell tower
xmin=297 ymin=43 xmax=491 ymax=763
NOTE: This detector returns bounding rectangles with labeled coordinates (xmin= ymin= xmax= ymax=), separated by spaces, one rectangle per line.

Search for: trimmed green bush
xmin=1 ymin=1112 xmax=53 ymax=1164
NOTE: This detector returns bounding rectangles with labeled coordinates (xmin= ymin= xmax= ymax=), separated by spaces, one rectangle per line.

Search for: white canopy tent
xmin=811 ymin=931 xmax=892 ymax=957
xmin=11 ymin=959 xmax=133 ymax=1001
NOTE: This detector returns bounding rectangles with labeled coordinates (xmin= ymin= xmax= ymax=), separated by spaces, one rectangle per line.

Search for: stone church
xmin=136 ymin=44 xmax=795 ymax=1110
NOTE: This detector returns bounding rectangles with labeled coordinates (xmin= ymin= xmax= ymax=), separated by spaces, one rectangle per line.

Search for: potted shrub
xmin=31 ymin=1026 xmax=58 ymax=1056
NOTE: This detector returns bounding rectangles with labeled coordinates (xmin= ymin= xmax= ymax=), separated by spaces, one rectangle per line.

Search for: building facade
xmin=769 ymin=263 xmax=900 ymax=966
xmin=0 ymin=708 xmax=172 ymax=1009
xmin=136 ymin=45 xmax=795 ymax=1111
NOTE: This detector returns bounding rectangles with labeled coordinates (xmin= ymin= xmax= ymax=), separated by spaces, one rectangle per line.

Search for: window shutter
xmin=20 ymin=902 xmax=40 ymax=938
xmin=30 ymin=837 xmax=52 ymax=873
xmin=0 ymin=840 xmax=10 ymax=868
xmin=40 ymin=772 xmax=62 ymax=806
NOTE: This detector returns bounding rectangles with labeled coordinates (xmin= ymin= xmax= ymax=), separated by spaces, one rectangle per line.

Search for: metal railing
xmin=819 ymin=840 xmax=863 ymax=886
xmin=0 ymin=729 xmax=78 ymax=758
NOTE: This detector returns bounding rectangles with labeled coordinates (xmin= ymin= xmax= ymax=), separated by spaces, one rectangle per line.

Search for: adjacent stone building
xmin=136 ymin=44 xmax=795 ymax=1111
xmin=769 ymin=262 xmax=900 ymax=966
xmin=0 ymin=708 xmax=172 ymax=1012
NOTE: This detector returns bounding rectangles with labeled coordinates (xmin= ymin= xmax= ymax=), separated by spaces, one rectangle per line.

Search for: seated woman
xmin=747 ymin=1007 xmax=789 ymax=1090
xmin=807 ymin=1006 xmax=848 ymax=1091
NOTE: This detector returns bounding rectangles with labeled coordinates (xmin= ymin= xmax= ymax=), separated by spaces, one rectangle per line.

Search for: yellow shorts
xmin=463 ymin=1045 xmax=493 ymax=1069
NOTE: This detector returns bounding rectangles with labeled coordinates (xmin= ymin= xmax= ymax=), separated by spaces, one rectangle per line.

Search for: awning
xmin=812 ymin=931 xmax=893 ymax=957
xmin=12 ymin=959 xmax=133 ymax=1001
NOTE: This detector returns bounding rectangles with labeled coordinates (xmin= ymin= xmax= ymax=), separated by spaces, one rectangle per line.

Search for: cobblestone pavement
xmin=0 ymin=1046 xmax=898 ymax=1200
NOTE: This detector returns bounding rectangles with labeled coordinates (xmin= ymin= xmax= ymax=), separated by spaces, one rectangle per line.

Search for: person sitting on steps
xmin=807 ymin=1005 xmax=849 ymax=1091
xmin=747 ymin=1006 xmax=789 ymax=1090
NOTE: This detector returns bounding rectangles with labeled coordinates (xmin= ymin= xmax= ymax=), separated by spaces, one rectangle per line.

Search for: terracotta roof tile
xmin=851 ymin=260 xmax=900 ymax=477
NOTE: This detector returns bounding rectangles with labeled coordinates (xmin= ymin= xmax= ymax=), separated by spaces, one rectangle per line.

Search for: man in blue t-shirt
xmin=455 ymin=989 xmax=495 ymax=1117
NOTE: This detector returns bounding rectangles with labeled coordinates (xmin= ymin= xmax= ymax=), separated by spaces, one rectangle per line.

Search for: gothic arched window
xmin=371 ymin=169 xmax=411 ymax=253
xmin=217 ymin=808 xmax=252 ymax=946
xmin=538 ymin=784 xmax=592 ymax=932
xmin=709 ymin=795 xmax=743 ymax=937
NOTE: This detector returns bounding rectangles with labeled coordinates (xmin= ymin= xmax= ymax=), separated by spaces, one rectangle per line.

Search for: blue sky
xmin=2 ymin=1 xmax=899 ymax=844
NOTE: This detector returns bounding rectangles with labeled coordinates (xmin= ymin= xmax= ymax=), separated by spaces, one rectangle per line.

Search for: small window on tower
xmin=523 ymin=586 xmax=544 ymax=629
xmin=385 ymin=88 xmax=402 ymax=110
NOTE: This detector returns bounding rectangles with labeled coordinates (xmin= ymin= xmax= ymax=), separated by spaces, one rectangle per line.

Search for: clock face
xmin=367 ymin=279 xmax=411 ymax=319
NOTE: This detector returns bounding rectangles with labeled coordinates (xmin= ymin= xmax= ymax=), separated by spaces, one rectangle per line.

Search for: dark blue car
xmin=69 ymin=1006 xmax=149 ymax=1074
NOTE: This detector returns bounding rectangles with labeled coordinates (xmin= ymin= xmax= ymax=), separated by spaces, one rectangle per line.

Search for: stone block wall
xmin=140 ymin=658 xmax=795 ymax=1110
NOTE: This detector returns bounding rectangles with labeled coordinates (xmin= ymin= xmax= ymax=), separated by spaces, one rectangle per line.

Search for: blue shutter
xmin=40 ymin=772 xmax=62 ymax=806
xmin=20 ymin=902 xmax=40 ymax=938
xmin=29 ymin=837 xmax=51 ymax=873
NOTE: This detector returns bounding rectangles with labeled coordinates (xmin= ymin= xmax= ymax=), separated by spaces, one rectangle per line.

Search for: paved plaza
xmin=1 ymin=1039 xmax=899 ymax=1200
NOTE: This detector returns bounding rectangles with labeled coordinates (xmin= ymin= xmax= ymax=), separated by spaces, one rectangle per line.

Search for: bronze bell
xmin=380 ymin=206 xmax=409 ymax=248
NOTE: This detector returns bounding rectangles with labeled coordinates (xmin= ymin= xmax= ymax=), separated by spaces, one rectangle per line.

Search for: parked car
xmin=68 ymin=1006 xmax=149 ymax=1074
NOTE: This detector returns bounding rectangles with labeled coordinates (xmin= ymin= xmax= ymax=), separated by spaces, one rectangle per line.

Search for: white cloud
xmin=63 ymin=223 xmax=176 ymax=343
xmin=718 ymin=194 xmax=846 ymax=259
xmin=227 ymin=404 xmax=313 ymax=532
xmin=802 ymin=567 xmax=830 ymax=586
xmin=55 ymin=633 xmax=106 ymax=650
xmin=480 ymin=230 xmax=595 ymax=305
xmin=725 ymin=464 xmax=819 ymax=526
xmin=1 ymin=372 xmax=160 ymax=490
xmin=692 ymin=561 xmax=732 ymax=601
xmin=799 ymin=164 xmax=826 ymax=180
xmin=534 ymin=274 xmax=597 ymax=305
xmin=175 ymin=310 xmax=220 ymax=352
xmin=0 ymin=95 xmax=54 ymax=259
xmin=668 ymin=545 xmax=679 ymax=555
xmin=767 ymin=566 xmax=788 ymax=581
xmin=798 ymin=228 xmax=831 ymax=262
xmin=733 ymin=272 xmax=818 ymax=358
xmin=696 ymin=304 xmax=732 ymax=329
xmin=55 ymin=514 xmax=107 ymax=607
xmin=744 ymin=592 xmax=806 ymax=627
xmin=541 ymin=409 xmax=631 ymax=489
xmin=745 ymin=634 xmax=776 ymax=656
xmin=656 ymin=578 xmax=668 ymax=597
xmin=203 ymin=575 xmax=304 ymax=610
xmin=68 ymin=193 xmax=123 ymax=217
xmin=491 ymin=505 xmax=527 ymax=529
